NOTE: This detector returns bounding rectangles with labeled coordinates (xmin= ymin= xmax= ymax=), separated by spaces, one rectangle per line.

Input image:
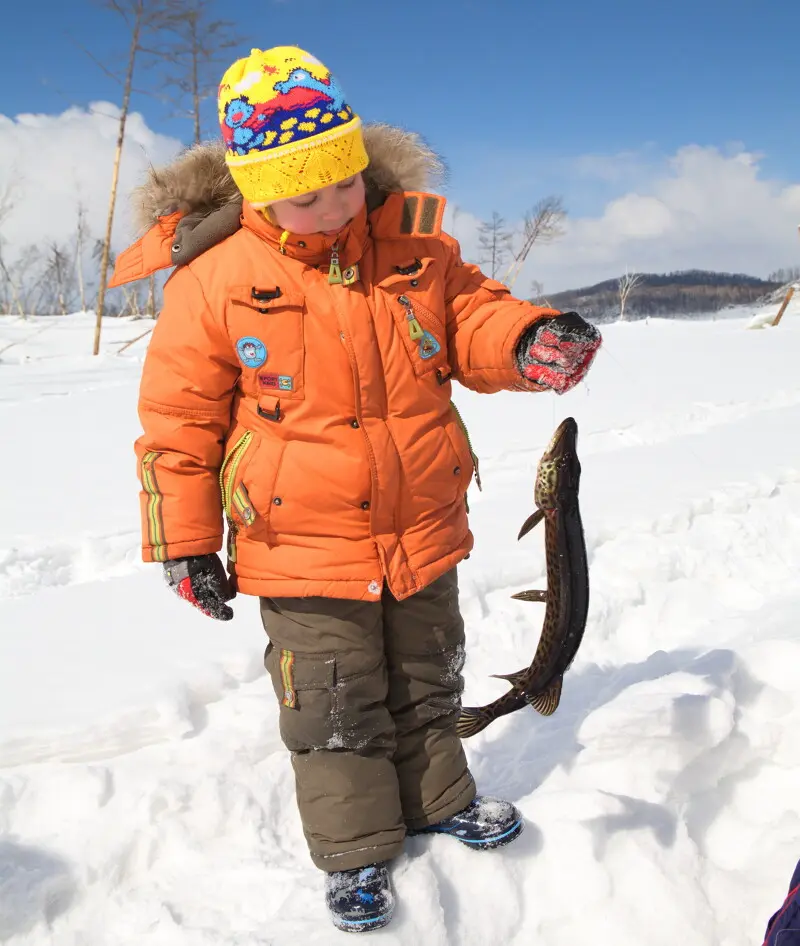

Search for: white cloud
xmin=1 ymin=106 xmax=798 ymax=303
xmin=449 ymin=145 xmax=800 ymax=295
xmin=0 ymin=103 xmax=182 ymax=260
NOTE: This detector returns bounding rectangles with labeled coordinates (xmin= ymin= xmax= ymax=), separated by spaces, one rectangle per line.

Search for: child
xmin=110 ymin=45 xmax=602 ymax=933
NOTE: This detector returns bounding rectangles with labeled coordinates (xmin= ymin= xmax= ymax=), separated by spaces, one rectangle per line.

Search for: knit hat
xmin=217 ymin=46 xmax=369 ymax=207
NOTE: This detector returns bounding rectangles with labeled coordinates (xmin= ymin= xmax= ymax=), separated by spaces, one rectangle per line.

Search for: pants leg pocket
xmin=386 ymin=570 xmax=467 ymax=727
xmin=265 ymin=645 xmax=337 ymax=752
xmin=330 ymin=654 xmax=394 ymax=752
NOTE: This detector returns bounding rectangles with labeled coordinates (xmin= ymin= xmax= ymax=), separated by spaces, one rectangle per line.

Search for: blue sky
xmin=2 ymin=0 xmax=800 ymax=289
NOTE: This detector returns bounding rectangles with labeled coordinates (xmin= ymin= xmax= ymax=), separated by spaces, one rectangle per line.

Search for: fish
xmin=456 ymin=416 xmax=589 ymax=739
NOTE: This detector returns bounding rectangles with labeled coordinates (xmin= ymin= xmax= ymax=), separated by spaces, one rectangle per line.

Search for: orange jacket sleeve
xmin=441 ymin=233 xmax=560 ymax=394
xmin=134 ymin=267 xmax=240 ymax=563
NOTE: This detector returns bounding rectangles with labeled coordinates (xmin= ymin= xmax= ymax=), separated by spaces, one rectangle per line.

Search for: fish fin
xmin=489 ymin=670 xmax=529 ymax=690
xmin=456 ymin=707 xmax=491 ymax=739
xmin=517 ymin=509 xmax=545 ymax=540
xmin=511 ymin=589 xmax=548 ymax=603
xmin=527 ymin=676 xmax=563 ymax=716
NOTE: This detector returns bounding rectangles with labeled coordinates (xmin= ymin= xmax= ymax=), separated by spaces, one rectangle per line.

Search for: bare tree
xmin=502 ymin=196 xmax=566 ymax=289
xmin=146 ymin=274 xmax=157 ymax=318
xmin=120 ymin=283 xmax=145 ymax=317
xmin=159 ymin=0 xmax=242 ymax=144
xmin=11 ymin=247 xmax=46 ymax=316
xmin=0 ymin=182 xmax=26 ymax=319
xmin=75 ymin=198 xmax=91 ymax=312
xmin=618 ymin=269 xmax=644 ymax=321
xmin=478 ymin=212 xmax=513 ymax=280
xmin=40 ymin=242 xmax=77 ymax=315
xmin=87 ymin=0 xmax=172 ymax=355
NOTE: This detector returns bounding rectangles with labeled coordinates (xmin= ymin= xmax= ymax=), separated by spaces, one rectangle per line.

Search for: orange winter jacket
xmin=116 ymin=128 xmax=559 ymax=601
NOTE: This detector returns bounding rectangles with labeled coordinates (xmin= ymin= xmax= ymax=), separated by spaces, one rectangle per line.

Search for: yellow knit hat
xmin=218 ymin=46 xmax=369 ymax=207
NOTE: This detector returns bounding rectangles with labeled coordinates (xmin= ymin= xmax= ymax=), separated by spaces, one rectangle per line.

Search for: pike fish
xmin=456 ymin=416 xmax=589 ymax=739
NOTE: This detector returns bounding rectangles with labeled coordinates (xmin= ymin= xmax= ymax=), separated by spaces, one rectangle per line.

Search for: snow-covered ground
xmin=1 ymin=298 xmax=799 ymax=945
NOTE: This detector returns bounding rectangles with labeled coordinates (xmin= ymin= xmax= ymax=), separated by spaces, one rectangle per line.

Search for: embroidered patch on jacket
xmin=279 ymin=649 xmax=297 ymax=708
xmin=236 ymin=336 xmax=268 ymax=368
xmin=278 ymin=375 xmax=293 ymax=391
xmin=258 ymin=373 xmax=280 ymax=389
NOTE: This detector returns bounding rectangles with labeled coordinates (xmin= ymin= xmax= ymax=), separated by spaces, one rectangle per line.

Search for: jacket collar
xmin=241 ymin=200 xmax=370 ymax=270
xmin=240 ymin=191 xmax=447 ymax=267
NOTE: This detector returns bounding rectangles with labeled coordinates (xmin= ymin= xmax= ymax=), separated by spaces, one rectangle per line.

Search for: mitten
xmin=515 ymin=311 xmax=601 ymax=394
xmin=163 ymin=553 xmax=235 ymax=621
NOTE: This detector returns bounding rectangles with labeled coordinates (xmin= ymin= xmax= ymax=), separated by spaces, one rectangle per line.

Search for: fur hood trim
xmin=132 ymin=123 xmax=446 ymax=235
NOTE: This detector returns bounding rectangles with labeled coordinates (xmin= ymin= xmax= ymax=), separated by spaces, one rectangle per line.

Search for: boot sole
xmin=330 ymin=908 xmax=394 ymax=933
xmin=418 ymin=817 xmax=524 ymax=850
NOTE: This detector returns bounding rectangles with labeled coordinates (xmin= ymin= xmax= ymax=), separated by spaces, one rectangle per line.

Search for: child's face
xmin=268 ymin=174 xmax=366 ymax=236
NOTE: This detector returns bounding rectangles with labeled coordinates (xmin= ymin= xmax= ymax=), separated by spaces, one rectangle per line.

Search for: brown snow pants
xmin=259 ymin=568 xmax=476 ymax=871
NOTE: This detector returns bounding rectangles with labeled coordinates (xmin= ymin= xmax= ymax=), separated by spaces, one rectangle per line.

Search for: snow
xmin=1 ymin=300 xmax=799 ymax=944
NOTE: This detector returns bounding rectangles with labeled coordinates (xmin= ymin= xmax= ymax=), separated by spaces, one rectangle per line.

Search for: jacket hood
xmin=132 ymin=123 xmax=446 ymax=235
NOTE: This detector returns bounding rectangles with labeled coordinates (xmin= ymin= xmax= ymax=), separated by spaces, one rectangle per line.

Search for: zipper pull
xmin=398 ymin=295 xmax=424 ymax=340
xmin=328 ymin=241 xmax=343 ymax=284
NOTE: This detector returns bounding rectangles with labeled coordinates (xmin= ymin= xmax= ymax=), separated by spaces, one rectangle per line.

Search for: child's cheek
xmin=280 ymin=207 xmax=308 ymax=232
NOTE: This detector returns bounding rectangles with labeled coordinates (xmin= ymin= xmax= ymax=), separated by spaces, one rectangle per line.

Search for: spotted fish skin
xmin=457 ymin=417 xmax=589 ymax=739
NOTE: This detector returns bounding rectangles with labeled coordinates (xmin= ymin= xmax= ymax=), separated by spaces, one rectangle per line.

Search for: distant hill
xmin=538 ymin=270 xmax=784 ymax=322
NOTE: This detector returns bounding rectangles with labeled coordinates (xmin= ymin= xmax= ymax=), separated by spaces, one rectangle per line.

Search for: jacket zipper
xmin=450 ymin=401 xmax=482 ymax=492
xmin=219 ymin=430 xmax=254 ymax=517
xmin=220 ymin=431 xmax=254 ymax=562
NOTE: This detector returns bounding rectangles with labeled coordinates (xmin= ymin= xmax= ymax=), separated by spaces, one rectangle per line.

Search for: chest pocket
xmin=378 ymin=257 xmax=451 ymax=382
xmin=226 ymin=286 xmax=306 ymax=401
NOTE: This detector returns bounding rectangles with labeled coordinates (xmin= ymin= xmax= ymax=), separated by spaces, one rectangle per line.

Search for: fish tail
xmin=456 ymin=707 xmax=492 ymax=739
xmin=527 ymin=676 xmax=564 ymax=717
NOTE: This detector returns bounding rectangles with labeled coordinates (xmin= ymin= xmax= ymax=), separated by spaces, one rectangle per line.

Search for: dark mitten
xmin=163 ymin=553 xmax=235 ymax=621
xmin=515 ymin=311 xmax=602 ymax=394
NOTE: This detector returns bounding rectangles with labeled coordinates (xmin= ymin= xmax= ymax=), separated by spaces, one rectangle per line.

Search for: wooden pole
xmin=116 ymin=326 xmax=153 ymax=354
xmin=772 ymin=286 xmax=795 ymax=326
xmin=93 ymin=17 xmax=141 ymax=355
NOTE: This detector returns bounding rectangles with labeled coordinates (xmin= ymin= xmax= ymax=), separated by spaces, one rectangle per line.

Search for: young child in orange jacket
xmin=112 ymin=45 xmax=601 ymax=932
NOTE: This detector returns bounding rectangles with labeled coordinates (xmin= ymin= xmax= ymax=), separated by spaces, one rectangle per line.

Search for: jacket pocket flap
xmin=287 ymin=651 xmax=336 ymax=689
xmin=228 ymin=285 xmax=305 ymax=310
xmin=377 ymin=255 xmax=436 ymax=291
xmin=272 ymin=650 xmax=336 ymax=711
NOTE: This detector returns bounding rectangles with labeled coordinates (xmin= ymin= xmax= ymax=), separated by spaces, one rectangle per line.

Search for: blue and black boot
xmin=324 ymin=862 xmax=394 ymax=933
xmin=413 ymin=795 xmax=523 ymax=850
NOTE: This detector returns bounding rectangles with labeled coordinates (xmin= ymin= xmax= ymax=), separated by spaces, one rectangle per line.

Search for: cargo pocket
xmin=264 ymin=644 xmax=337 ymax=752
xmin=329 ymin=653 xmax=393 ymax=751
xmin=226 ymin=285 xmax=306 ymax=401
xmin=443 ymin=401 xmax=482 ymax=513
xmin=378 ymin=258 xmax=450 ymax=380
xmin=241 ymin=439 xmax=289 ymax=547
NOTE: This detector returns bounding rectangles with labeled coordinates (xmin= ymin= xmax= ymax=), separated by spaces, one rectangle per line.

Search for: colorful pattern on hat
xmin=218 ymin=46 xmax=369 ymax=206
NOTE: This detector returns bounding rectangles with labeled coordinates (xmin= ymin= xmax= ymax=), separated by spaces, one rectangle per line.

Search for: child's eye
xmin=292 ymin=196 xmax=318 ymax=208
xmin=337 ymin=177 xmax=357 ymax=190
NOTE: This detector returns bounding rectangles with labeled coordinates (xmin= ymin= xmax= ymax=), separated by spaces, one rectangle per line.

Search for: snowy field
xmin=1 ymin=297 xmax=799 ymax=945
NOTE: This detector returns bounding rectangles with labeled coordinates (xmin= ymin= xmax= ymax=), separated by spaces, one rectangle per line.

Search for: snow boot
xmin=324 ymin=862 xmax=394 ymax=933
xmin=413 ymin=795 xmax=523 ymax=850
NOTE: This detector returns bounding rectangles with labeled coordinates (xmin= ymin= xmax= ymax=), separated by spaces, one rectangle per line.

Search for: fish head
xmin=534 ymin=417 xmax=580 ymax=510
